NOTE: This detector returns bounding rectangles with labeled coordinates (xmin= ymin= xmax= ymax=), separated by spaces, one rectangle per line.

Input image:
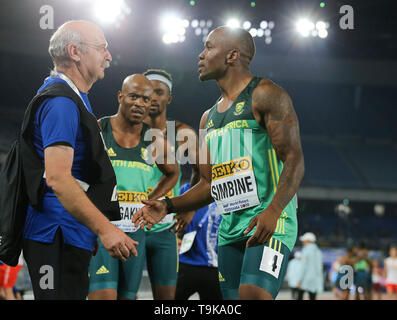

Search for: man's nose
xmin=105 ymin=48 xmax=112 ymax=62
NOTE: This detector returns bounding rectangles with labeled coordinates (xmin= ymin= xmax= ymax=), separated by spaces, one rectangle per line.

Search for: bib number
xmin=259 ymin=246 xmax=284 ymax=279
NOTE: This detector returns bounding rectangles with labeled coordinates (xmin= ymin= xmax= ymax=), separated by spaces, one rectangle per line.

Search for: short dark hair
xmin=143 ymin=69 xmax=173 ymax=83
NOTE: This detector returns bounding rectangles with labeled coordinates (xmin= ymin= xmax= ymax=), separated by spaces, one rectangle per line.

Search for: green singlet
xmin=203 ymin=76 xmax=298 ymax=252
xmin=88 ymin=116 xmax=155 ymax=298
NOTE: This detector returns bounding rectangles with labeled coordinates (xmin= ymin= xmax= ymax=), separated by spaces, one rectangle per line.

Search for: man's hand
xmin=243 ymin=207 xmax=279 ymax=248
xmin=170 ymin=211 xmax=195 ymax=234
xmin=98 ymin=224 xmax=139 ymax=261
xmin=132 ymin=199 xmax=168 ymax=230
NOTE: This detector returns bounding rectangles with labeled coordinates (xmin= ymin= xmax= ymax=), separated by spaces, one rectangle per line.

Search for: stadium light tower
xmin=296 ymin=18 xmax=315 ymax=37
xmin=93 ymin=0 xmax=130 ymax=25
xmin=160 ymin=13 xmax=189 ymax=44
xmin=226 ymin=18 xmax=241 ymax=29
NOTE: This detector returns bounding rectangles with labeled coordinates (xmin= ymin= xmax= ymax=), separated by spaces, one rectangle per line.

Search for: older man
xmin=21 ymin=20 xmax=138 ymax=300
xmin=296 ymin=232 xmax=323 ymax=300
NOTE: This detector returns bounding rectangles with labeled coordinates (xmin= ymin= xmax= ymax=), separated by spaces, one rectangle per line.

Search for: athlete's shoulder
xmin=252 ymin=78 xmax=293 ymax=113
xmin=199 ymin=108 xmax=213 ymax=129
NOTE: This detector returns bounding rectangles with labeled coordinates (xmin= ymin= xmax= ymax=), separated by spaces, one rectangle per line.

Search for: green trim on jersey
xmin=204 ymin=76 xmax=298 ymax=251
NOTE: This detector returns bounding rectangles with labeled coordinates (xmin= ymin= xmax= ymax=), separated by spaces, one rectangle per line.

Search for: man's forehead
xmin=150 ymin=79 xmax=169 ymax=90
xmin=125 ymin=81 xmax=153 ymax=93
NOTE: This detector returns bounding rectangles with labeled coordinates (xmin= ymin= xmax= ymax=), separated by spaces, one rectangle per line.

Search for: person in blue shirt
xmin=175 ymin=183 xmax=223 ymax=300
xmin=21 ymin=20 xmax=138 ymax=300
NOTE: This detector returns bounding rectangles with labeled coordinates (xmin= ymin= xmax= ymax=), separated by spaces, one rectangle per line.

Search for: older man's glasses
xmin=80 ymin=42 xmax=109 ymax=53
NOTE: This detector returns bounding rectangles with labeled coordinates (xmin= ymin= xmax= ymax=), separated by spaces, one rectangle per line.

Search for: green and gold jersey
xmin=100 ymin=116 xmax=155 ymax=233
xmin=203 ymin=76 xmax=298 ymax=251
xmin=145 ymin=120 xmax=181 ymax=233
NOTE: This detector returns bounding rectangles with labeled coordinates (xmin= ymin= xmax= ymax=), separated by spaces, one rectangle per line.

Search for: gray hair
xmin=48 ymin=25 xmax=87 ymax=69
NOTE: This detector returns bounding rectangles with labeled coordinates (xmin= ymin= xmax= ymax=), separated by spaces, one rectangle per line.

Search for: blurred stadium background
xmin=1 ymin=0 xmax=396 ymax=299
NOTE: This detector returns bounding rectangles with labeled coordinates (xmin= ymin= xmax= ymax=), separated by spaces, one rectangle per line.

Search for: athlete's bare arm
xmin=244 ymin=79 xmax=305 ymax=247
xmin=147 ymin=136 xmax=180 ymax=200
xmin=172 ymin=121 xmax=201 ymax=232
xmin=132 ymin=109 xmax=214 ymax=229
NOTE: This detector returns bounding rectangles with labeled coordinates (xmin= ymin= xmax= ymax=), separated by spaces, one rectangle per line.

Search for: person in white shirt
xmin=384 ymin=245 xmax=397 ymax=299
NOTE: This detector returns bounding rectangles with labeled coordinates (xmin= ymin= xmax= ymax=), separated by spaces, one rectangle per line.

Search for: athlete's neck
xmin=217 ymin=70 xmax=253 ymax=102
xmin=54 ymin=65 xmax=94 ymax=93
xmin=112 ymin=112 xmax=143 ymax=136
xmin=144 ymin=111 xmax=167 ymax=132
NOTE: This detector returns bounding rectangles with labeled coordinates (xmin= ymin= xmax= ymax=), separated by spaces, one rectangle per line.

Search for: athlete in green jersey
xmin=88 ymin=74 xmax=179 ymax=300
xmin=133 ymin=27 xmax=305 ymax=300
xmin=142 ymin=69 xmax=200 ymax=300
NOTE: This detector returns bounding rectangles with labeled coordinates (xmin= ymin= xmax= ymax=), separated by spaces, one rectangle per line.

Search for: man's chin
xmin=149 ymin=110 xmax=161 ymax=118
xmin=199 ymin=72 xmax=211 ymax=82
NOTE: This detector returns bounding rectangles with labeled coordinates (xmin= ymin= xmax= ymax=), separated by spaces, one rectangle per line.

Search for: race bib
xmin=210 ymin=156 xmax=260 ymax=214
xmin=179 ymin=231 xmax=197 ymax=254
xmin=259 ymin=246 xmax=284 ymax=279
xmin=111 ymin=191 xmax=147 ymax=232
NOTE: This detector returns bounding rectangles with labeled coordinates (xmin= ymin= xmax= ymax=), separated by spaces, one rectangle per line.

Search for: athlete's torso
xmin=100 ymin=116 xmax=155 ymax=233
xmin=203 ymin=76 xmax=298 ymax=250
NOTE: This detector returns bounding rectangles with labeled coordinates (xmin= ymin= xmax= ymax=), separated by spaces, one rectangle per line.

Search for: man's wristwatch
xmin=164 ymin=196 xmax=175 ymax=214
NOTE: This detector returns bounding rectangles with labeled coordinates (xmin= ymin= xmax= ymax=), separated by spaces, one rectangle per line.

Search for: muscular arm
xmin=244 ymin=80 xmax=304 ymax=247
xmin=147 ymin=137 xmax=180 ymax=200
xmin=170 ymin=110 xmax=213 ymax=212
xmin=132 ymin=110 xmax=214 ymax=229
xmin=252 ymin=80 xmax=305 ymax=216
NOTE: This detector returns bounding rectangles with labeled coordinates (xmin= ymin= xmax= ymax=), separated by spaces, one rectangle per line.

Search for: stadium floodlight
xmin=296 ymin=18 xmax=315 ymax=37
xmin=316 ymin=21 xmax=327 ymax=31
xmin=242 ymin=21 xmax=252 ymax=30
xmin=260 ymin=20 xmax=268 ymax=29
xmin=268 ymin=21 xmax=275 ymax=29
xmin=226 ymin=18 xmax=240 ymax=29
xmin=161 ymin=13 xmax=188 ymax=44
xmin=191 ymin=19 xmax=199 ymax=28
xmin=93 ymin=0 xmax=130 ymax=25
xmin=182 ymin=19 xmax=190 ymax=28
xmin=264 ymin=29 xmax=271 ymax=37
xmin=249 ymin=28 xmax=258 ymax=37
xmin=265 ymin=36 xmax=272 ymax=45
xmin=257 ymin=28 xmax=264 ymax=37
xmin=318 ymin=28 xmax=328 ymax=38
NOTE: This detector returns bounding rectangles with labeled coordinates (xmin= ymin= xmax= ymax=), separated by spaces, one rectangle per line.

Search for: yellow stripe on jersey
xmin=272 ymin=149 xmax=280 ymax=183
xmin=273 ymin=239 xmax=278 ymax=251
xmin=278 ymin=239 xmax=282 ymax=252
xmin=269 ymin=237 xmax=273 ymax=249
xmin=268 ymin=149 xmax=277 ymax=194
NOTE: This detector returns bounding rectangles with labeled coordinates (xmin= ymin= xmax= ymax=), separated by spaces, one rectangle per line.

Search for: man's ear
xmin=226 ymin=49 xmax=240 ymax=65
xmin=167 ymin=94 xmax=172 ymax=105
xmin=117 ymin=90 xmax=123 ymax=103
xmin=67 ymin=43 xmax=82 ymax=63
